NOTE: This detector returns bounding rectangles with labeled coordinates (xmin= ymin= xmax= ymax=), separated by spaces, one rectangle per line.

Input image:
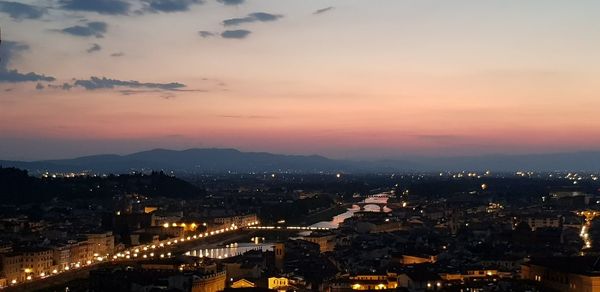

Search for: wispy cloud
xmin=217 ymin=0 xmax=244 ymax=5
xmin=119 ymin=88 xmax=208 ymax=95
xmin=72 ymin=76 xmax=186 ymax=90
xmin=313 ymin=6 xmax=334 ymax=15
xmin=61 ymin=21 xmax=108 ymax=38
xmin=198 ymin=31 xmax=215 ymax=38
xmin=86 ymin=43 xmax=102 ymax=53
xmin=48 ymin=83 xmax=74 ymax=90
xmin=221 ymin=29 xmax=251 ymax=39
xmin=222 ymin=12 xmax=283 ymax=26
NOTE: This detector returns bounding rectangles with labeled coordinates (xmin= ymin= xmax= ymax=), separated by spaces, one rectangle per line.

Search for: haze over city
xmin=3 ymin=0 xmax=600 ymax=161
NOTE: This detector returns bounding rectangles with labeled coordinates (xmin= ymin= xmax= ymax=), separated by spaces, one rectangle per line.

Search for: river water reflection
xmin=187 ymin=239 xmax=273 ymax=259
xmin=309 ymin=194 xmax=391 ymax=229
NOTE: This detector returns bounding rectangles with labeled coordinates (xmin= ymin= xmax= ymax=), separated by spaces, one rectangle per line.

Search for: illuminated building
xmin=213 ymin=214 xmax=258 ymax=227
xmin=523 ymin=215 xmax=563 ymax=231
xmin=268 ymin=277 xmax=290 ymax=291
xmin=21 ymin=248 xmax=53 ymax=278
xmin=144 ymin=206 xmax=158 ymax=213
xmin=302 ymin=232 xmax=336 ymax=252
xmin=69 ymin=241 xmax=94 ymax=265
xmin=230 ymin=278 xmax=255 ymax=288
xmin=0 ymin=248 xmax=53 ymax=283
xmin=400 ymin=254 xmax=437 ymax=265
xmin=0 ymin=253 xmax=24 ymax=283
xmin=85 ymin=231 xmax=115 ymax=256
xmin=191 ymin=270 xmax=227 ymax=292
xmin=52 ymin=244 xmax=71 ymax=270
xmin=329 ymin=273 xmax=398 ymax=290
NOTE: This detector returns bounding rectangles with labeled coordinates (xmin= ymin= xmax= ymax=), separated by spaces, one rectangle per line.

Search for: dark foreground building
xmin=521 ymin=256 xmax=600 ymax=291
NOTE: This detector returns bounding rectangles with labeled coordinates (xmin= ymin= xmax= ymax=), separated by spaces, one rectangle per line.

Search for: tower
xmin=274 ymin=242 xmax=285 ymax=271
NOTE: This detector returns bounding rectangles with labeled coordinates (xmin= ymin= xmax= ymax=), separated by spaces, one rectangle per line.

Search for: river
xmin=187 ymin=237 xmax=274 ymax=259
xmin=187 ymin=193 xmax=392 ymax=258
xmin=309 ymin=194 xmax=392 ymax=229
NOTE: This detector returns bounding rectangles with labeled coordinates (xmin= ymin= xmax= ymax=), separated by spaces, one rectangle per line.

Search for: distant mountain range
xmin=0 ymin=148 xmax=362 ymax=174
xmin=2 ymin=148 xmax=600 ymax=173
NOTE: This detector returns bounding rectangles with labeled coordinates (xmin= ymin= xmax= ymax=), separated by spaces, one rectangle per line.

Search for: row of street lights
xmin=5 ymin=221 xmax=260 ymax=288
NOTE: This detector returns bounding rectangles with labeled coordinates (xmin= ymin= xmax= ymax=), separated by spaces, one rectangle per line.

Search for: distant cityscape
xmin=1 ymin=160 xmax=600 ymax=291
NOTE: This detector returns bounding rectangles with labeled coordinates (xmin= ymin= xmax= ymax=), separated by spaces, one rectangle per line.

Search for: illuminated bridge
xmin=355 ymin=202 xmax=387 ymax=212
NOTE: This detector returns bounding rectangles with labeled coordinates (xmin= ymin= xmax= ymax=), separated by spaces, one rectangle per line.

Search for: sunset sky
xmin=2 ymin=0 xmax=600 ymax=160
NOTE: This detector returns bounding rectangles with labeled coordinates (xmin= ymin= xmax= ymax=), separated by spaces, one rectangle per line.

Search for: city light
xmin=577 ymin=210 xmax=599 ymax=250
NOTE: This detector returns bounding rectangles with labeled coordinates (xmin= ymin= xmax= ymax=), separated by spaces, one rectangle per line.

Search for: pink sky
xmin=1 ymin=1 xmax=600 ymax=160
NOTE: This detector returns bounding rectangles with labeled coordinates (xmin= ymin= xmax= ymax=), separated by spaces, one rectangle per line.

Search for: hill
xmin=2 ymin=148 xmax=600 ymax=173
xmin=0 ymin=167 xmax=205 ymax=204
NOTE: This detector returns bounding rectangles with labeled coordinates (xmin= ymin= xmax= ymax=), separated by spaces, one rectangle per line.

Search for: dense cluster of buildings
xmin=3 ymin=171 xmax=600 ymax=291
xmin=0 ymin=231 xmax=114 ymax=286
xmin=0 ymin=191 xmax=258 ymax=289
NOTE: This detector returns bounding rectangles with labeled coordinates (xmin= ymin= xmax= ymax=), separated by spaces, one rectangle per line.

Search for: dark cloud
xmin=221 ymin=29 xmax=251 ymax=39
xmin=61 ymin=21 xmax=107 ymax=38
xmin=0 ymin=1 xmax=46 ymax=20
xmin=35 ymin=83 xmax=44 ymax=90
xmin=250 ymin=12 xmax=282 ymax=21
xmin=86 ymin=43 xmax=102 ymax=53
xmin=198 ymin=31 xmax=215 ymax=38
xmin=313 ymin=6 xmax=334 ymax=15
xmin=119 ymin=89 xmax=162 ymax=95
xmin=143 ymin=0 xmax=203 ymax=13
xmin=59 ymin=0 xmax=130 ymax=15
xmin=48 ymin=83 xmax=74 ymax=90
xmin=0 ymin=41 xmax=56 ymax=83
xmin=222 ymin=12 xmax=283 ymax=26
xmin=217 ymin=0 xmax=244 ymax=5
xmin=0 ymin=69 xmax=55 ymax=83
xmin=119 ymin=88 xmax=207 ymax=96
xmin=110 ymin=52 xmax=125 ymax=57
xmin=73 ymin=76 xmax=186 ymax=90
